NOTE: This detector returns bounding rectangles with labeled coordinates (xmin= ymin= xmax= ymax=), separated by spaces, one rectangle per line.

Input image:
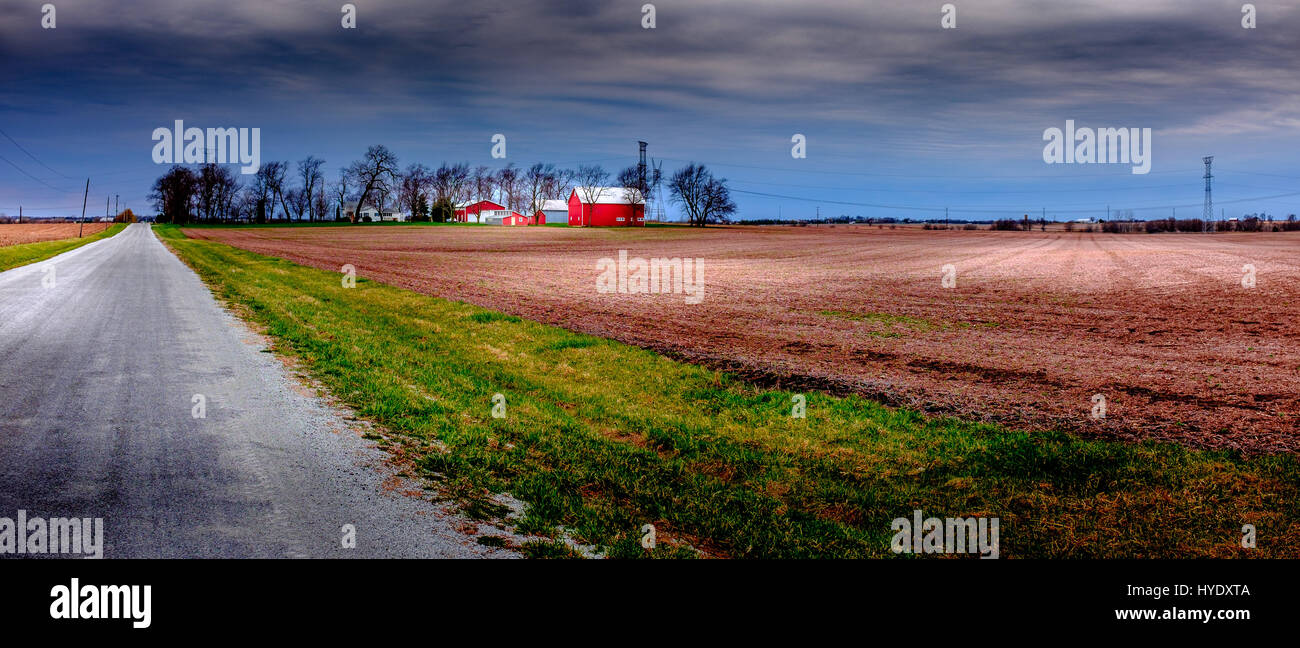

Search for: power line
xmin=728 ymin=178 xmax=1201 ymax=195
xmin=0 ymin=126 xmax=74 ymax=180
xmin=656 ymin=156 xmax=1203 ymax=180
xmin=729 ymin=187 xmax=1300 ymax=216
xmin=0 ymin=153 xmax=79 ymax=193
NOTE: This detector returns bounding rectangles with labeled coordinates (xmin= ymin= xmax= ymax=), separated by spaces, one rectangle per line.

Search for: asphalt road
xmin=0 ymin=224 xmax=512 ymax=558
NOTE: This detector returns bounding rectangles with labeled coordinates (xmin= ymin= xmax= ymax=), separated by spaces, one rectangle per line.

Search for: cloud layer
xmin=2 ymin=0 xmax=1298 ymax=219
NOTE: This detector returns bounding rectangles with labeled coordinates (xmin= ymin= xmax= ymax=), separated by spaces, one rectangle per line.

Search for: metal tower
xmin=649 ymin=159 xmax=666 ymax=221
xmin=1203 ymin=156 xmax=1214 ymax=232
xmin=638 ymin=141 xmax=647 ymax=196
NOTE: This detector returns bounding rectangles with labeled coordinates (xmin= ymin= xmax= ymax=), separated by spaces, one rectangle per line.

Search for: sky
xmin=1 ymin=0 xmax=1299 ymax=221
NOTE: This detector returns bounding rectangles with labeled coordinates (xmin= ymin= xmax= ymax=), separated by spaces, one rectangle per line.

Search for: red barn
xmin=567 ymin=188 xmax=645 ymax=227
xmin=455 ymin=199 xmax=504 ymax=222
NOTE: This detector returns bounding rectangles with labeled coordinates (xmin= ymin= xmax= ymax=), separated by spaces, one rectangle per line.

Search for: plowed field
xmin=183 ymin=224 xmax=1300 ymax=453
xmin=0 ymin=222 xmax=109 ymax=246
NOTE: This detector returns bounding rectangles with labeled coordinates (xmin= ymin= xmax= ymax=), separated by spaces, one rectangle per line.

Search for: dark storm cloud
xmin=1 ymin=0 xmax=1298 ymax=218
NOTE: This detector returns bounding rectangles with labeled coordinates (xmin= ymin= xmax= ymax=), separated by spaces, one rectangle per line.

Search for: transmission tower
xmin=638 ymin=141 xmax=647 ymax=189
xmin=649 ymin=159 xmax=666 ymax=221
xmin=1202 ymin=156 xmax=1214 ymax=233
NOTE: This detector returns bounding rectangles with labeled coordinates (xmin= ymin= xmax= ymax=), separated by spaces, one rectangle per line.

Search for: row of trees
xmin=150 ymin=144 xmax=738 ymax=226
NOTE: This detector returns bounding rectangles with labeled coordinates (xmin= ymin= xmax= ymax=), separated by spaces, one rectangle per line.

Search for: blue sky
xmin=1 ymin=0 xmax=1299 ymax=221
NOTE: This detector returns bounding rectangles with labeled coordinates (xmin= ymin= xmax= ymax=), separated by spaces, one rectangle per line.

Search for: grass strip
xmin=0 ymin=224 xmax=128 ymax=272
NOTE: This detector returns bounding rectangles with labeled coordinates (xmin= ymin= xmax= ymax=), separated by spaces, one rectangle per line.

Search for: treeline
xmin=1097 ymin=215 xmax=1300 ymax=233
xmin=149 ymin=145 xmax=738 ymax=227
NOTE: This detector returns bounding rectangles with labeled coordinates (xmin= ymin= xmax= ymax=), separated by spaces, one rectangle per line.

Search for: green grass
xmin=155 ymin=223 xmax=1300 ymax=558
xmin=0 ymin=224 xmax=128 ymax=272
xmin=468 ymin=312 xmax=523 ymax=324
xmin=820 ymin=310 xmax=938 ymax=337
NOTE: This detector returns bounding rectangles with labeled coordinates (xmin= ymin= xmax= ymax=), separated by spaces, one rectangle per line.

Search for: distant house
xmin=455 ymin=199 xmax=504 ymax=222
xmin=534 ymin=199 xmax=568 ymax=226
xmin=364 ymin=206 xmax=408 ymax=222
xmin=567 ymin=187 xmax=645 ymax=227
xmin=342 ymin=201 xmax=407 ymax=222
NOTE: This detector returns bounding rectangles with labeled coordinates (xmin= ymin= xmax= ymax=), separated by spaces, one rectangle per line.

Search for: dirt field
xmin=0 ymin=222 xmax=109 ymax=247
xmin=184 ymin=224 xmax=1300 ymax=454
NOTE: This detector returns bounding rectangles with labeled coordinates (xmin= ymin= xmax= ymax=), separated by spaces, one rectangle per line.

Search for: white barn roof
xmin=570 ymin=187 xmax=644 ymax=205
xmin=540 ymin=199 xmax=568 ymax=211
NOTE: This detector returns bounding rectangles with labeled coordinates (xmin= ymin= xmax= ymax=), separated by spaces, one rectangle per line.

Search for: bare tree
xmin=332 ymin=169 xmax=350 ymax=221
xmin=550 ymin=167 xmax=575 ymax=202
xmin=616 ymin=164 xmax=650 ymax=209
xmin=432 ymin=162 xmax=470 ymax=205
xmin=251 ymin=162 xmax=281 ymax=222
xmin=286 ymin=188 xmax=310 ymax=222
xmin=572 ymin=164 xmax=610 ymax=226
xmin=149 ymin=166 xmax=198 ymax=224
xmin=468 ymin=165 xmax=495 ymax=222
xmin=195 ymin=163 xmax=239 ymax=222
xmin=399 ymin=163 xmax=432 ymax=222
xmin=257 ymin=161 xmax=289 ymax=221
xmin=524 ymin=163 xmax=560 ymax=215
xmin=668 ymin=163 xmax=737 ymax=227
xmin=345 ymin=145 xmax=400 ymax=224
xmin=294 ymin=156 xmax=325 ymax=221
xmin=495 ymin=163 xmax=522 ymax=211
xmin=314 ymin=183 xmax=327 ymax=223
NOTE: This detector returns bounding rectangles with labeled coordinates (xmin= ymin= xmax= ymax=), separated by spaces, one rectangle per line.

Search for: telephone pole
xmin=78 ymin=179 xmax=89 ymax=237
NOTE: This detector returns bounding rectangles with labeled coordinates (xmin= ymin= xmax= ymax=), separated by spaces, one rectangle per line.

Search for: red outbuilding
xmin=567 ymin=188 xmax=645 ymax=227
xmin=455 ymin=199 xmax=504 ymax=222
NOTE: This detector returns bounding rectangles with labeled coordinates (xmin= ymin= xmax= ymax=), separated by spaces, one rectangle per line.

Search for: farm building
xmin=534 ymin=199 xmax=568 ymax=226
xmin=567 ymin=188 xmax=645 ymax=227
xmin=480 ymin=209 xmax=529 ymax=226
xmin=455 ymin=199 xmax=504 ymax=223
xmin=344 ymin=201 xmax=408 ymax=222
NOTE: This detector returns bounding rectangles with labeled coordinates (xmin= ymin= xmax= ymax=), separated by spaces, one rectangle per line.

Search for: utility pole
xmin=945 ymin=206 xmax=949 ymax=228
xmin=18 ymin=205 xmax=21 ymax=224
xmin=115 ymin=194 xmax=119 ymax=219
xmin=1203 ymin=156 xmax=1214 ymax=233
xmin=79 ymin=179 xmax=89 ymax=237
